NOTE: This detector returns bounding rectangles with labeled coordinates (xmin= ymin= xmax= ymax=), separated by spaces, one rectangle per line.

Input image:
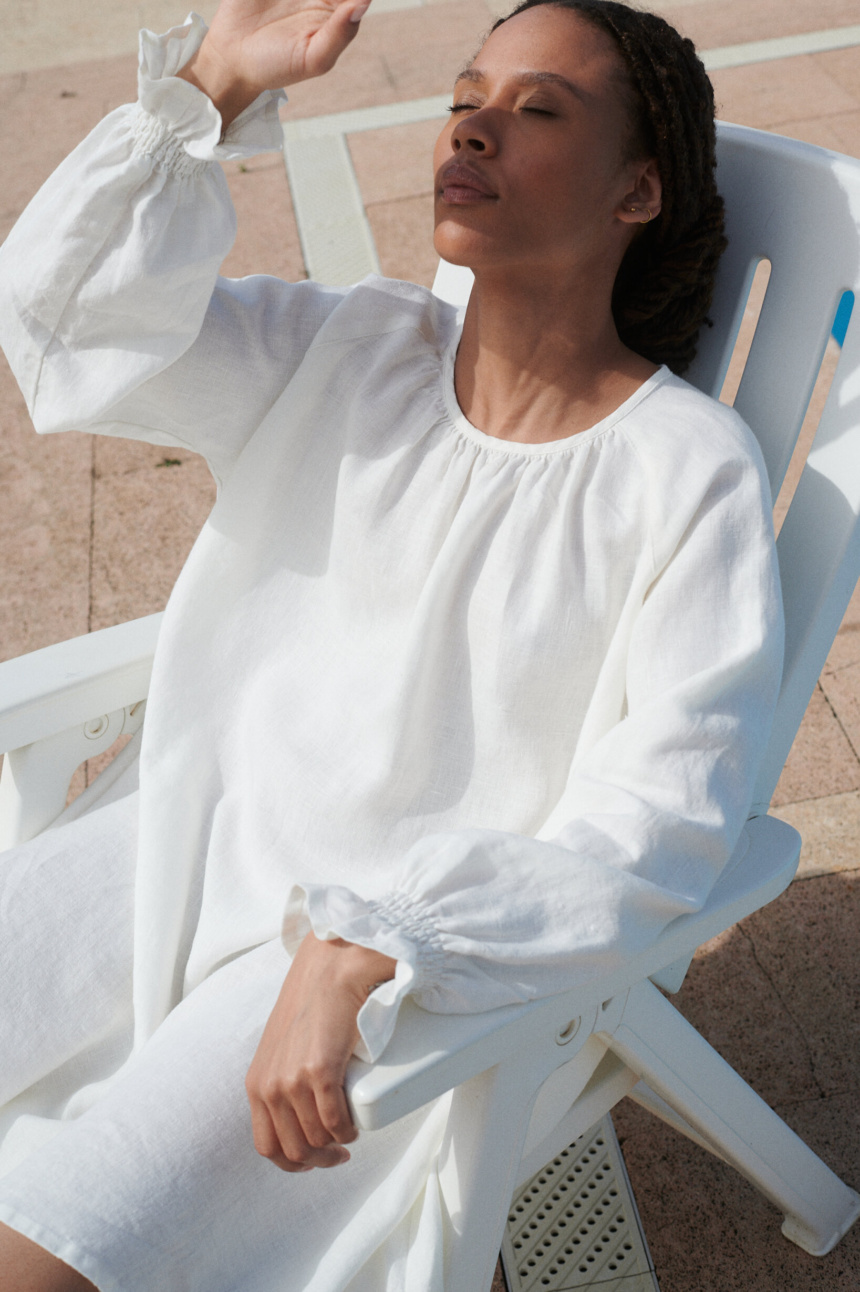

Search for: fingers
xmin=249 ymin=1085 xmax=352 ymax=1171
xmin=245 ymin=931 xmax=387 ymax=1174
xmin=302 ymin=0 xmax=371 ymax=78
xmin=247 ymin=1062 xmax=357 ymax=1173
xmin=313 ymin=1072 xmax=359 ymax=1145
xmin=290 ymin=1064 xmax=358 ymax=1149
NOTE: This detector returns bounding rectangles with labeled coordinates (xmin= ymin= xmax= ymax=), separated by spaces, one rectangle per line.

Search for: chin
xmin=433 ymin=220 xmax=503 ymax=272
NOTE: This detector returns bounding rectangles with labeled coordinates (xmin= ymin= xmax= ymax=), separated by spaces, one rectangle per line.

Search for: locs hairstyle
xmin=492 ymin=0 xmax=727 ymax=376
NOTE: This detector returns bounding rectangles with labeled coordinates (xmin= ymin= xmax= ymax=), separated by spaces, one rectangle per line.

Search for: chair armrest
xmin=0 ymin=614 xmax=162 ymax=754
xmin=346 ymin=814 xmax=801 ymax=1130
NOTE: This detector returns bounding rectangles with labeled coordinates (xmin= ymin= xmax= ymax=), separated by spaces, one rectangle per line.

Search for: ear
xmin=617 ymin=157 xmax=663 ymax=227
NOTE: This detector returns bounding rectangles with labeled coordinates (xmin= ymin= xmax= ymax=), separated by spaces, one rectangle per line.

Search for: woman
xmin=0 ymin=1 xmax=782 ymax=1288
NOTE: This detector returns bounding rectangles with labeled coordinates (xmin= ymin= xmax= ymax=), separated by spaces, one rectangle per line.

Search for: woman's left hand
xmin=246 ymin=931 xmax=396 ymax=1171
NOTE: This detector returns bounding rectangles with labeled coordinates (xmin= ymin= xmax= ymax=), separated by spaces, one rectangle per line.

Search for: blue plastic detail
xmin=833 ymin=291 xmax=854 ymax=347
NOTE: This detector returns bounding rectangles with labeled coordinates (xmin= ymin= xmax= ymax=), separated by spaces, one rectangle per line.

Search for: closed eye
xmin=447 ymin=102 xmax=557 ymax=117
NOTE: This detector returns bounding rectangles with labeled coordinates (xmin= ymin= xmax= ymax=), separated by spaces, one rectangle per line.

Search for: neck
xmin=453 ymin=260 xmax=658 ymax=444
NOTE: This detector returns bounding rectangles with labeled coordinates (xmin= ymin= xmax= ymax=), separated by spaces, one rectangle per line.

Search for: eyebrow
xmin=454 ymin=67 xmax=586 ymax=100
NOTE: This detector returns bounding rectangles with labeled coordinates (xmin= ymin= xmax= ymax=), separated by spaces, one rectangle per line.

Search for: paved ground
xmin=1 ymin=1 xmax=859 ymax=1289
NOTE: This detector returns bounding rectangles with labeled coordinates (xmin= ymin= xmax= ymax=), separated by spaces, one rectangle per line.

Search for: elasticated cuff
xmin=282 ymin=883 xmax=447 ymax=1063
xmin=137 ymin=11 xmax=287 ymax=165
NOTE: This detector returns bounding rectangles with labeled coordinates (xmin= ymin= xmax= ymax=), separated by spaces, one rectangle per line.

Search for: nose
xmin=450 ymin=109 xmax=498 ymax=156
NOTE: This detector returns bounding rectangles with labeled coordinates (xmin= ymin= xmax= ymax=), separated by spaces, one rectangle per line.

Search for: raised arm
xmin=0 ymin=1 xmax=369 ymax=483
xmin=177 ymin=0 xmax=370 ymax=131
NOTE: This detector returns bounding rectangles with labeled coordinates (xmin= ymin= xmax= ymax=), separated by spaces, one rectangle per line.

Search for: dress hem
xmin=0 ymin=1202 xmax=111 ymax=1291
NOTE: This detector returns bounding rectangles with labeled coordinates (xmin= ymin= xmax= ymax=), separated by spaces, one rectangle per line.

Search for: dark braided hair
xmin=491 ymin=0 xmax=727 ymax=375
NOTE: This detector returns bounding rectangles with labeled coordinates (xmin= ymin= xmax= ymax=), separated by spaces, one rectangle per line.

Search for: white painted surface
xmin=283 ymin=133 xmax=381 ymax=283
xmin=703 ymin=24 xmax=860 ymax=70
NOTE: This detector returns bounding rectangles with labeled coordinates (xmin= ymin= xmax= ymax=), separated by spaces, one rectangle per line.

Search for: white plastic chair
xmin=2 ymin=121 xmax=860 ymax=1290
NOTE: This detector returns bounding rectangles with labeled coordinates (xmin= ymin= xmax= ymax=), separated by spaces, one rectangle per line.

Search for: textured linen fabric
xmin=0 ymin=14 xmax=784 ymax=1289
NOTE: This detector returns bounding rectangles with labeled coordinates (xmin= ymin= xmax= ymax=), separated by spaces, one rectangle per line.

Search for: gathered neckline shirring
xmin=440 ymin=329 xmax=671 ymax=460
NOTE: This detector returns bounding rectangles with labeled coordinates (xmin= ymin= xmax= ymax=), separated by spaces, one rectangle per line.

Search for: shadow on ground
xmin=614 ymin=869 xmax=860 ymax=1292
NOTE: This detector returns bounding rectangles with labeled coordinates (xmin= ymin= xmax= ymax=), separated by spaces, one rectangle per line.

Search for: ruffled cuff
xmin=136 ymin=10 xmax=287 ymax=167
xmin=282 ymin=884 xmax=447 ymax=1063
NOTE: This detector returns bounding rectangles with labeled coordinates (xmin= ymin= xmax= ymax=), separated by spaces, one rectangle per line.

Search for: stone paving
xmin=1 ymin=1 xmax=859 ymax=1289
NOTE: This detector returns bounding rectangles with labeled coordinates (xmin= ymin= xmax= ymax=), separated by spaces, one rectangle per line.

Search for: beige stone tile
xmin=281 ymin=42 xmax=402 ymax=121
xmin=718 ymin=261 xmax=770 ymax=408
xmin=774 ymin=96 xmax=860 ymax=159
xmin=477 ymin=0 xmax=513 ymax=19
xmin=821 ymin=663 xmax=860 ymax=761
xmin=85 ymin=731 xmax=134 ymax=788
xmin=771 ymin=1088 xmax=860 ymax=1214
xmin=366 ymin=193 xmax=439 ymax=286
xmin=773 ymin=790 xmax=860 ymax=878
xmin=676 ymin=922 xmax=823 ymax=1105
xmin=616 ymin=1091 xmax=860 ymax=1292
xmin=220 ymin=155 xmax=305 ymax=283
xmin=366 ymin=0 xmax=492 ymax=97
xmin=612 ymin=869 xmax=860 ymax=1292
xmin=772 ymin=338 xmax=840 ymax=532
xmin=771 ymin=684 xmax=860 ymax=807
xmin=89 ymin=455 xmax=215 ymax=631
xmin=285 ymin=0 xmax=489 ymax=119
xmin=65 ymin=764 xmax=87 ymax=805
xmin=826 ymin=629 xmax=860 ymax=675
xmin=0 ymin=360 xmax=92 ymax=661
xmin=775 ymin=113 xmax=859 ymax=153
xmin=348 ymin=119 xmax=441 ymax=206
xmin=823 ymin=551 xmax=860 ymax=675
xmin=826 ymin=595 xmax=860 ymax=672
xmin=0 ymin=56 xmax=140 ymax=253
xmin=742 ymin=870 xmax=860 ymax=1096
xmin=812 ymin=44 xmax=860 ymax=106
xmin=655 ymin=0 xmax=860 ymax=51
xmin=92 ymin=436 xmax=184 ymax=480
xmin=710 ymin=56 xmax=858 ymax=132
xmin=0 ymin=0 xmax=219 ymax=75
xmin=827 ymin=109 xmax=860 ymax=160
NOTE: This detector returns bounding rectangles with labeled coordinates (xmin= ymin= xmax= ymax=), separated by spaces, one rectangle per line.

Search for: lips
xmin=438 ymin=162 xmax=498 ymax=203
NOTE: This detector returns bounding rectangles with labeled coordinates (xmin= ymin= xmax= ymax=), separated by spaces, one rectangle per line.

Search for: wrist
xmin=176 ymin=41 xmax=262 ymax=133
xmin=327 ymin=937 xmax=397 ymax=997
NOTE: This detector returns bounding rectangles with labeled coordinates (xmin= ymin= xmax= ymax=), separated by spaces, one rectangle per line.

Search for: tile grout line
xmin=817 ymin=677 xmax=860 ymax=766
xmin=737 ymin=925 xmax=828 ymax=1100
xmin=776 ymin=1087 xmax=856 ymax=1109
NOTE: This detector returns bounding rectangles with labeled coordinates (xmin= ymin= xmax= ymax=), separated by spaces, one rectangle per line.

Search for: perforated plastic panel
xmin=500 ymin=1114 xmax=659 ymax=1292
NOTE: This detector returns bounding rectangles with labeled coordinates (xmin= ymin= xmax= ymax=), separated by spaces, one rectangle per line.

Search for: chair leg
xmin=627 ymin=1078 xmax=733 ymax=1166
xmin=438 ymin=1057 xmax=541 ymax=1292
xmin=607 ymin=979 xmax=860 ymax=1256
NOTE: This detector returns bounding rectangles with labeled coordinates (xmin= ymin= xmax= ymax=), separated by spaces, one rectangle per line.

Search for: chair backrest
xmin=432 ymin=121 xmax=860 ymax=816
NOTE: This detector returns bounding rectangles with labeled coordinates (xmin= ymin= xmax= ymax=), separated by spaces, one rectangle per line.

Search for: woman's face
xmin=432 ymin=6 xmax=659 ymax=278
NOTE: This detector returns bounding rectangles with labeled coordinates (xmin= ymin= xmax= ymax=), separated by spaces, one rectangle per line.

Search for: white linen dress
xmin=0 ymin=14 xmax=784 ymax=1291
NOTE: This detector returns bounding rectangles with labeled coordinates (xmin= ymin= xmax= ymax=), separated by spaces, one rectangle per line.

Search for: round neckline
xmin=440 ymin=330 xmax=671 ymax=458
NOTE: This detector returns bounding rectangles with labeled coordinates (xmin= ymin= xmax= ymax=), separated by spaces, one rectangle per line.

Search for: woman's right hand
xmin=177 ymin=0 xmax=371 ymax=130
